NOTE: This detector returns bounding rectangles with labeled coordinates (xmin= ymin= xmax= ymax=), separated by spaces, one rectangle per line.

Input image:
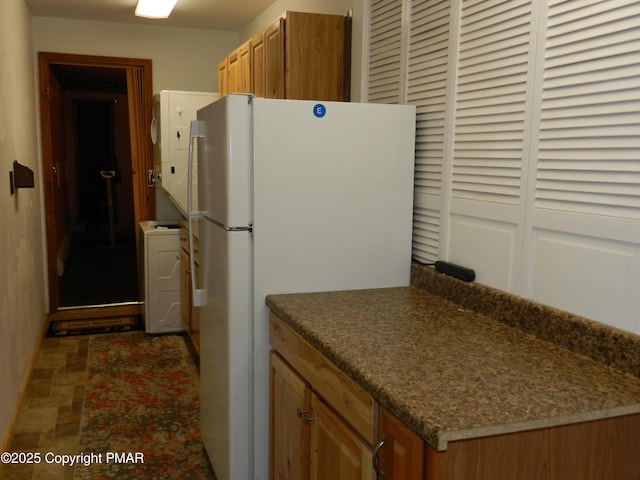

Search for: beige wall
xmin=0 ymin=0 xmax=47 ymax=446
xmin=32 ymin=17 xmax=239 ymax=93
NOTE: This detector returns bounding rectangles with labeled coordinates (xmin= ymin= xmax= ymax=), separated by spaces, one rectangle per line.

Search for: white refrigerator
xmin=188 ymin=94 xmax=416 ymax=480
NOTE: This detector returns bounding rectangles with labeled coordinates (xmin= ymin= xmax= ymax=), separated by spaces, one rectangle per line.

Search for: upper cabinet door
xmin=227 ymin=50 xmax=239 ymax=94
xmin=237 ymin=40 xmax=252 ymax=94
xmin=285 ymin=11 xmax=345 ymax=101
xmin=264 ymin=17 xmax=285 ymax=99
xmin=251 ymin=31 xmax=266 ymax=97
xmin=217 ymin=58 xmax=228 ymax=98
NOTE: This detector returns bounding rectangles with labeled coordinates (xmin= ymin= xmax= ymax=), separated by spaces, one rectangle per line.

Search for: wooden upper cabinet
xmin=227 ymin=50 xmax=239 ymax=94
xmin=237 ymin=40 xmax=252 ymax=94
xmin=251 ymin=31 xmax=266 ymax=97
xmin=285 ymin=11 xmax=345 ymax=101
xmin=217 ymin=58 xmax=228 ymax=98
xmin=217 ymin=11 xmax=350 ymax=101
xmin=264 ymin=17 xmax=285 ymax=99
xmin=218 ymin=40 xmax=252 ymax=96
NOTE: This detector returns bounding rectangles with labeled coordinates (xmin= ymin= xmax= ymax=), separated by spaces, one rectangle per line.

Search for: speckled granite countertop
xmin=265 ymin=285 xmax=640 ymax=451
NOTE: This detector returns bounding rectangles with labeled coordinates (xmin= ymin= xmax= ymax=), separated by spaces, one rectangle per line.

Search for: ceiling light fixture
xmin=135 ymin=0 xmax=178 ymax=19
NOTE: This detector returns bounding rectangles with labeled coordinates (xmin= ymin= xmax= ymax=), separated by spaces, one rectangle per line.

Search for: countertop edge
xmin=437 ymin=403 xmax=640 ymax=451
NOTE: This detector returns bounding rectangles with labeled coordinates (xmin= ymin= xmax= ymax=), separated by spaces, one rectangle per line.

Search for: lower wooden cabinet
xmin=311 ymin=395 xmax=373 ymax=480
xmin=270 ymin=351 xmax=310 ymax=480
xmin=270 ymin=351 xmax=373 ymax=480
xmin=377 ymin=406 xmax=424 ymax=480
xmin=179 ymin=223 xmax=200 ymax=354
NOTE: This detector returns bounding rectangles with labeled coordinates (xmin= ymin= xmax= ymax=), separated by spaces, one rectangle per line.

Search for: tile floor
xmin=0 ymin=333 xmax=208 ymax=480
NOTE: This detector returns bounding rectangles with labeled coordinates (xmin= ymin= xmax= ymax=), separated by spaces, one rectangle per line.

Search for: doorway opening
xmin=56 ymin=82 xmax=138 ymax=307
xmin=39 ymin=53 xmax=155 ymax=320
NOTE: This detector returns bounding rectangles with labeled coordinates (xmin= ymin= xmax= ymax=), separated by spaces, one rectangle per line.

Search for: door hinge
xmin=46 ymin=87 xmax=50 ymax=100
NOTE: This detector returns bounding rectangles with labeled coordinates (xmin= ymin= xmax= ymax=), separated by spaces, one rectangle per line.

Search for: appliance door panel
xmin=252 ymin=98 xmax=415 ymax=293
xmin=145 ymin=233 xmax=182 ymax=334
xmin=250 ymin=98 xmax=415 ymax=480
xmin=199 ymin=218 xmax=252 ymax=480
xmin=169 ymin=91 xmax=218 ymax=213
xmin=197 ymin=95 xmax=251 ymax=228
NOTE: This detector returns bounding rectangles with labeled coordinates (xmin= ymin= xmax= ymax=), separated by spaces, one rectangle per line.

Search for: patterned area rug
xmin=73 ymin=332 xmax=216 ymax=479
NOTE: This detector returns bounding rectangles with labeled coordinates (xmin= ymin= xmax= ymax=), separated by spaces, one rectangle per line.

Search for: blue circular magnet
xmin=313 ymin=104 xmax=326 ymax=118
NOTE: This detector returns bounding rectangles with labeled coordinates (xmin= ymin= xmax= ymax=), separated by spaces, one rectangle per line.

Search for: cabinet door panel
xmin=217 ymin=58 xmax=228 ymax=98
xmin=237 ymin=40 xmax=252 ymax=93
xmin=227 ymin=51 xmax=239 ymax=94
xmin=264 ymin=17 xmax=284 ymax=98
xmin=191 ymin=261 xmax=200 ymax=353
xmin=311 ymin=395 xmax=373 ymax=480
xmin=251 ymin=31 xmax=266 ymax=97
xmin=269 ymin=314 xmax=376 ymax=444
xmin=270 ymin=352 xmax=310 ymax=480
xmin=285 ymin=11 xmax=345 ymax=101
xmin=180 ymin=246 xmax=191 ymax=333
xmin=379 ymin=407 xmax=424 ymax=480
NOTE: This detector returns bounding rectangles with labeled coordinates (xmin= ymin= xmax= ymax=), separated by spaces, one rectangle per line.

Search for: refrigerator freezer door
xmin=252 ymin=98 xmax=416 ymax=292
xmin=196 ymin=95 xmax=252 ymax=228
xmin=250 ymin=98 xmax=416 ymax=479
xmin=199 ymin=218 xmax=252 ymax=480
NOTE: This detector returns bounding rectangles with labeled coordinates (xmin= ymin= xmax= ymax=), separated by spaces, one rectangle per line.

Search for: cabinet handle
xmin=373 ymin=435 xmax=387 ymax=479
xmin=296 ymin=408 xmax=314 ymax=423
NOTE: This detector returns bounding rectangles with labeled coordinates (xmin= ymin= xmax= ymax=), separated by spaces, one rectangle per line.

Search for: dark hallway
xmin=53 ymin=66 xmax=139 ymax=307
xmin=58 ymin=236 xmax=138 ymax=306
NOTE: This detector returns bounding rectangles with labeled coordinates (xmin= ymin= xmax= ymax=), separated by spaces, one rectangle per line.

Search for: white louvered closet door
xmin=366 ymin=0 xmax=640 ymax=333
xmin=445 ymin=0 xmax=536 ymax=291
xmin=368 ymin=0 xmax=453 ymax=263
xmin=368 ymin=0 xmax=404 ymax=104
xmin=536 ymin=1 xmax=640 ymax=219
xmin=409 ymin=0 xmax=452 ymax=263
xmin=451 ymin=0 xmax=533 ymax=205
xmin=527 ymin=0 xmax=640 ymax=332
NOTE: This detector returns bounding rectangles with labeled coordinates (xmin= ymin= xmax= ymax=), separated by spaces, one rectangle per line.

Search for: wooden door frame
xmin=39 ymin=52 xmax=155 ymax=318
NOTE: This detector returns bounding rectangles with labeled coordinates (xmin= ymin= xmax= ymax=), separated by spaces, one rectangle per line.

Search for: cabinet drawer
xmin=269 ymin=313 xmax=377 ymax=444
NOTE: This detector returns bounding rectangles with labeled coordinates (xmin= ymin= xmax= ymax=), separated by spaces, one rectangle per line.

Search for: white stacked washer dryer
xmin=139 ymin=221 xmax=184 ymax=334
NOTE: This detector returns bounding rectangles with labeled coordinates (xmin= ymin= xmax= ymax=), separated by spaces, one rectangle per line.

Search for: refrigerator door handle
xmin=188 ymin=120 xmax=206 ymax=307
xmin=188 ymin=120 xmax=204 ymax=219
